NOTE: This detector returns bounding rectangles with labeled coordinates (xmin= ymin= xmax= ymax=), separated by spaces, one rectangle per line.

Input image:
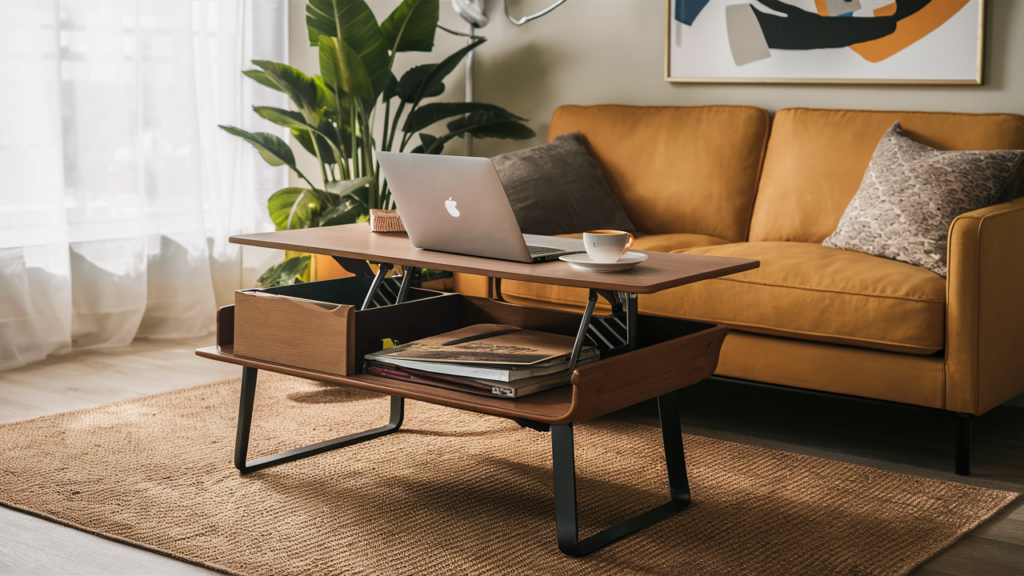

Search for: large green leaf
xmin=410 ymin=132 xmax=441 ymax=154
xmin=318 ymin=121 xmax=347 ymax=161
xmin=252 ymin=61 xmax=321 ymax=124
xmin=306 ymin=0 xmax=390 ymax=97
xmin=323 ymin=177 xmax=370 ymax=222
xmin=268 ymin=187 xmax=324 ymax=231
xmin=412 ymin=38 xmax=485 ymax=103
xmin=292 ymin=127 xmax=343 ymax=166
xmin=319 ymin=36 xmax=374 ymax=100
xmin=315 ymin=75 xmax=337 ymax=114
xmin=326 ymin=175 xmax=373 ymax=198
xmin=381 ymin=0 xmax=439 ymax=53
xmin=347 ymin=179 xmax=370 ymax=206
xmin=319 ymin=195 xmax=367 ymax=227
xmin=292 ymin=129 xmax=322 ymax=163
xmin=396 ymin=64 xmax=444 ymax=103
xmin=252 ymin=106 xmax=308 ymax=130
xmin=219 ymin=125 xmax=297 ymax=170
xmin=256 ymin=255 xmax=310 ymax=288
xmin=404 ymin=102 xmax=525 ymax=134
xmin=423 ymin=113 xmax=536 ymax=154
xmin=243 ymin=70 xmax=283 ymax=92
xmin=447 ymin=111 xmax=537 ymax=140
xmin=465 ymin=120 xmax=536 ymax=140
xmin=383 ymin=73 xmax=400 ymax=101
xmin=316 ymin=77 xmax=357 ymax=139
xmin=255 ymin=106 xmax=346 ymax=165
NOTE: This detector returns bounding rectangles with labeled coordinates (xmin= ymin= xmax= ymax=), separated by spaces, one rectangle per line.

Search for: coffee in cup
xmin=583 ymin=230 xmax=634 ymax=263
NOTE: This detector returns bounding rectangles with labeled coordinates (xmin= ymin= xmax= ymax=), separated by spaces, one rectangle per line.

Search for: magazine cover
xmin=370 ymin=324 xmax=584 ymax=365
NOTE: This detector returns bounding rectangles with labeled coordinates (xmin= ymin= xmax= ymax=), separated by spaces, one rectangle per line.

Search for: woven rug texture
xmin=0 ymin=373 xmax=1015 ymax=576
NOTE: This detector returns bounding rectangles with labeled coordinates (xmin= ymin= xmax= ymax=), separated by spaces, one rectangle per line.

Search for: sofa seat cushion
xmin=660 ymin=242 xmax=945 ymax=354
xmin=502 ymin=241 xmax=945 ymax=355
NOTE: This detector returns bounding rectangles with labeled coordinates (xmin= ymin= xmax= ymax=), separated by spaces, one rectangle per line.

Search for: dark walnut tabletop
xmin=230 ymin=224 xmax=759 ymax=294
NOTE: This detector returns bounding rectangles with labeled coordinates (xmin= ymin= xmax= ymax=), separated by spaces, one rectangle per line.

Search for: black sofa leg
xmin=954 ymin=413 xmax=973 ymax=476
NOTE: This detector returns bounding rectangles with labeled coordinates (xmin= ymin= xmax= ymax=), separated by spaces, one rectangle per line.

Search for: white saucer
xmin=559 ymin=251 xmax=648 ymax=272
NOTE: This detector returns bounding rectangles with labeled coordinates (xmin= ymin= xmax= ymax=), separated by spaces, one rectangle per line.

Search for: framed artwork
xmin=665 ymin=0 xmax=985 ymax=84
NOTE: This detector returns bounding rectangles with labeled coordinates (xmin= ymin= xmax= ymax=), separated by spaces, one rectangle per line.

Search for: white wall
xmin=288 ymin=0 xmax=1023 ymax=165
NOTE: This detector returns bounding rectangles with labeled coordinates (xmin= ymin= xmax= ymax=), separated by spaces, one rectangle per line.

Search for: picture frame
xmin=664 ymin=0 xmax=985 ymax=85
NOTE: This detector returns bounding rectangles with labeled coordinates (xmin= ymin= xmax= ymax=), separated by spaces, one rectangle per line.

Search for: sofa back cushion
xmin=749 ymin=108 xmax=1024 ymax=243
xmin=547 ymin=105 xmax=770 ymax=242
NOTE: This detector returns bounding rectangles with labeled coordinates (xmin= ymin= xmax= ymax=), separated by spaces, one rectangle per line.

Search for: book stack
xmin=364 ymin=324 xmax=599 ymax=398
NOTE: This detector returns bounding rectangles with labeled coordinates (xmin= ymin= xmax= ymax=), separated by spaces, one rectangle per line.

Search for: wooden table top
xmin=230 ymin=224 xmax=759 ymax=294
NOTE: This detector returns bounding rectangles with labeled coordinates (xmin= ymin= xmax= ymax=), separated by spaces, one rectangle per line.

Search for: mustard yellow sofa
xmin=464 ymin=105 xmax=1024 ymax=475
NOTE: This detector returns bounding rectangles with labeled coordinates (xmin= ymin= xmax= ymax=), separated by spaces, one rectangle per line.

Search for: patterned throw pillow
xmin=822 ymin=122 xmax=1024 ymax=277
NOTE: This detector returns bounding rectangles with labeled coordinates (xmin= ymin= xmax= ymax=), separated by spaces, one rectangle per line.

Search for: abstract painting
xmin=665 ymin=0 xmax=985 ymax=84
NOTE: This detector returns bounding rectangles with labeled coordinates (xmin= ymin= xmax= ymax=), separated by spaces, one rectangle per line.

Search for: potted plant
xmin=220 ymin=0 xmax=535 ymax=287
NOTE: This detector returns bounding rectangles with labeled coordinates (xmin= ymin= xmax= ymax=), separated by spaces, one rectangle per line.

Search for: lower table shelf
xmin=196 ymin=343 xmax=576 ymax=424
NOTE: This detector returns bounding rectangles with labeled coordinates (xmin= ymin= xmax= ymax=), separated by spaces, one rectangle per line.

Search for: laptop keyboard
xmin=527 ymin=245 xmax=564 ymax=256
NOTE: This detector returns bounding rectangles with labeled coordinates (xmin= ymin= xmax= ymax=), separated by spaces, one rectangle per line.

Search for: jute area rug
xmin=0 ymin=373 xmax=1015 ymax=576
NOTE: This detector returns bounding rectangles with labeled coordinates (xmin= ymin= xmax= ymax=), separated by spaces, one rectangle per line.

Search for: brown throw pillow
xmin=491 ymin=133 xmax=636 ymax=235
xmin=822 ymin=122 xmax=1024 ymax=277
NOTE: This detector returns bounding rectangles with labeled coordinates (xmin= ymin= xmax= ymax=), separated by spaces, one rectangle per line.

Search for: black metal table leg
xmin=551 ymin=390 xmax=692 ymax=556
xmin=234 ymin=366 xmax=404 ymax=474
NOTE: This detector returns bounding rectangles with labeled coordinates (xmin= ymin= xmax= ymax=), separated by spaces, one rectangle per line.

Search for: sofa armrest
xmin=946 ymin=196 xmax=1024 ymax=415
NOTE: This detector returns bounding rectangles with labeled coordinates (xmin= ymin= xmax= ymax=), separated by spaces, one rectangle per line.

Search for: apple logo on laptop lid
xmin=445 ymin=197 xmax=460 ymax=217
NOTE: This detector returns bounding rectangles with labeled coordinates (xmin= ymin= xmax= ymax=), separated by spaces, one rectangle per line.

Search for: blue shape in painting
xmin=675 ymin=0 xmax=711 ymax=26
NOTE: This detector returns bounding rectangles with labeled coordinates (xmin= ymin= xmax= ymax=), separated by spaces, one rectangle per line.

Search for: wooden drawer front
xmin=231 ymin=277 xmax=458 ymax=376
xmin=235 ymin=289 xmax=355 ymax=375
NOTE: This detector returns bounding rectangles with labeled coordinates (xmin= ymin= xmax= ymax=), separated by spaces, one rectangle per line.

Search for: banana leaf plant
xmin=220 ymin=0 xmax=535 ymax=287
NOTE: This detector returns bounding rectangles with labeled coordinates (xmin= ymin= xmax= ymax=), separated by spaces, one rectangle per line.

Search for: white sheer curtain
xmin=0 ymin=0 xmax=288 ymax=370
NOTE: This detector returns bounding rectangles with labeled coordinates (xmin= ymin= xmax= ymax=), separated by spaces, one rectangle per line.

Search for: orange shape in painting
xmin=874 ymin=3 xmax=898 ymax=17
xmin=851 ymin=0 xmax=970 ymax=63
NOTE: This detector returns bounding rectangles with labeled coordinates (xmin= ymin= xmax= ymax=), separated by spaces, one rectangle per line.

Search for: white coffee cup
xmin=583 ymin=230 xmax=635 ymax=263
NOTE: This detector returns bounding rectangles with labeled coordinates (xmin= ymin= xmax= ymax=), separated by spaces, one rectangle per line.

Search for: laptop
xmin=376 ymin=151 xmax=585 ymax=263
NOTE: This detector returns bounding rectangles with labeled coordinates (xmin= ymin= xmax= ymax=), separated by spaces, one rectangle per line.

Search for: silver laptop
xmin=376 ymin=151 xmax=585 ymax=263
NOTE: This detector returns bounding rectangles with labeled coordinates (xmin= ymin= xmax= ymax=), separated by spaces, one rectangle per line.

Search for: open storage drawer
xmin=208 ymin=293 xmax=727 ymax=425
xmin=231 ymin=277 xmax=461 ymax=376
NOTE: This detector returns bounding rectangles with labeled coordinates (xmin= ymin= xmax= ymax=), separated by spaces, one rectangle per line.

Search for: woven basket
xmin=369 ymin=209 xmax=406 ymax=233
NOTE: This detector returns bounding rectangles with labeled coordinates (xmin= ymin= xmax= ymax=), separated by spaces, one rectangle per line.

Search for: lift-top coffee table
xmin=197 ymin=224 xmax=758 ymax=556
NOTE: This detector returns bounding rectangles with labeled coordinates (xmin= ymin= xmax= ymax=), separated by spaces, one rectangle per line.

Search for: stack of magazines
xmin=364 ymin=324 xmax=599 ymax=398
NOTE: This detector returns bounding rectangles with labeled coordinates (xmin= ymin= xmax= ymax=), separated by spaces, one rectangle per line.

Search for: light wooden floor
xmin=0 ymin=337 xmax=1021 ymax=575
xmin=0 ymin=336 xmax=232 ymax=575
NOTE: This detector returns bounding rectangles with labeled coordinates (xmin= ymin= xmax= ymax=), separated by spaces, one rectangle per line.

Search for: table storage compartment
xmin=231 ymin=277 xmax=461 ymax=376
xmin=211 ymin=293 xmax=726 ymax=424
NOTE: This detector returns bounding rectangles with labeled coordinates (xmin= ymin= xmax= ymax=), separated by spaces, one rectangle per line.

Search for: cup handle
xmin=620 ymin=233 xmax=634 ymax=257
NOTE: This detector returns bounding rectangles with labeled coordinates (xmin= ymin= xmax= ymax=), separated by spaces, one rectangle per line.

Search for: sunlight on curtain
xmin=0 ymin=1 xmax=288 ymax=370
